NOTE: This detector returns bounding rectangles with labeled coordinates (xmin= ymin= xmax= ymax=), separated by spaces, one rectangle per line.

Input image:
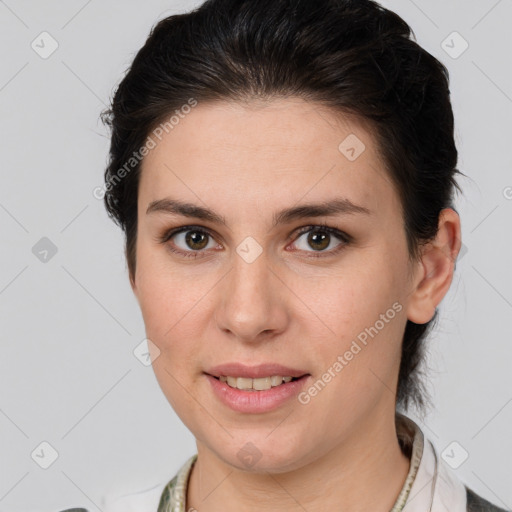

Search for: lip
xmin=205 ymin=362 xmax=310 ymax=379
xmin=205 ymin=373 xmax=311 ymax=413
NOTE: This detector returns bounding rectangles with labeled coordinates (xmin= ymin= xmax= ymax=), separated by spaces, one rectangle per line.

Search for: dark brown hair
xmin=101 ymin=0 xmax=465 ymax=413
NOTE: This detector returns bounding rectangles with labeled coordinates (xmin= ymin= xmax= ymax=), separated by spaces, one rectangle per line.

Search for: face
xmin=131 ymin=97 xmax=426 ymax=472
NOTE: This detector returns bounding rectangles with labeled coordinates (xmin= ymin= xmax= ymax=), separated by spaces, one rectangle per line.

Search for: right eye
xmin=158 ymin=226 xmax=221 ymax=258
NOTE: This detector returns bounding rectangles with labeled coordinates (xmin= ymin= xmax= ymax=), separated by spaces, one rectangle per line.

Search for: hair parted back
xmin=101 ymin=0 xmax=465 ymax=413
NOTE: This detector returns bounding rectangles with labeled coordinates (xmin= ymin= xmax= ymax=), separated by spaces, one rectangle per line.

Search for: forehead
xmin=138 ymin=98 xmax=396 ymax=220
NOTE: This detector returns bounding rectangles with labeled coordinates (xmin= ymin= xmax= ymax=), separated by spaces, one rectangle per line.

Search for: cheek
xmin=295 ymin=264 xmax=400 ymax=335
xmin=295 ymin=261 xmax=406 ymax=380
xmin=136 ymin=246 xmax=192 ymax=323
xmin=137 ymin=272 xmax=204 ymax=409
xmin=135 ymin=266 xmax=219 ymax=381
xmin=140 ymin=288 xmax=198 ymax=349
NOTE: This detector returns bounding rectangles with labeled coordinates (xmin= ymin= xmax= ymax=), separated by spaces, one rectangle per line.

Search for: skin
xmin=130 ymin=97 xmax=461 ymax=512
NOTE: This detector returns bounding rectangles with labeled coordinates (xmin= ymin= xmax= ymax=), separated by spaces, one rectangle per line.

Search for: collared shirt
xmin=101 ymin=413 xmax=500 ymax=512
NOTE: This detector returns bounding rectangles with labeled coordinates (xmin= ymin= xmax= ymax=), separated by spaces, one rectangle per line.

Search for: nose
xmin=214 ymin=246 xmax=289 ymax=343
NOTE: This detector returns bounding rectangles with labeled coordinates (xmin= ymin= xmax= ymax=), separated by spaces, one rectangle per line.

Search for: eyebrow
xmin=146 ymin=197 xmax=372 ymax=227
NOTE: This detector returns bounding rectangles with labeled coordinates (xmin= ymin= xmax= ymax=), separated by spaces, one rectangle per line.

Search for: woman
xmin=99 ymin=0 xmax=507 ymax=510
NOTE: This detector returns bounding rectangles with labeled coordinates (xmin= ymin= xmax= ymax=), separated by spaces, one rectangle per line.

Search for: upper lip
xmin=205 ymin=363 xmax=310 ymax=379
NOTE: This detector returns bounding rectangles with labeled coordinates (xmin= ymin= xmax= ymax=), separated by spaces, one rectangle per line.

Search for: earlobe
xmin=406 ymin=208 xmax=462 ymax=325
xmin=406 ymin=257 xmax=435 ymax=324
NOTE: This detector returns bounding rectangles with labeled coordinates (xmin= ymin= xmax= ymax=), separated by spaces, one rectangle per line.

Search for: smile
xmin=218 ymin=375 xmax=298 ymax=391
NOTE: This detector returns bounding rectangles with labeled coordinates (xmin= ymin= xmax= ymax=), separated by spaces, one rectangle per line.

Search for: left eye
xmin=290 ymin=226 xmax=349 ymax=255
xmin=168 ymin=229 xmax=218 ymax=252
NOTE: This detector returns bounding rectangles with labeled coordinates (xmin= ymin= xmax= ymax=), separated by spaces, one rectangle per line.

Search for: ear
xmin=406 ymin=208 xmax=462 ymax=324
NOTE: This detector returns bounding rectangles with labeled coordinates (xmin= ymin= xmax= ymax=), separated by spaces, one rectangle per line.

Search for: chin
xmin=210 ymin=434 xmax=314 ymax=474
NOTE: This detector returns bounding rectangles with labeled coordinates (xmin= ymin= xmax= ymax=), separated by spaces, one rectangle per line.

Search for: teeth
xmin=236 ymin=377 xmax=253 ymax=390
xmin=225 ymin=376 xmax=236 ymax=387
xmin=270 ymin=375 xmax=283 ymax=386
xmin=253 ymin=377 xmax=271 ymax=390
xmin=218 ymin=375 xmax=297 ymax=391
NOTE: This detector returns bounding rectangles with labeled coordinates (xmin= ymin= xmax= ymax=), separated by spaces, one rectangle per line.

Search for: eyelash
xmin=157 ymin=222 xmax=352 ymax=260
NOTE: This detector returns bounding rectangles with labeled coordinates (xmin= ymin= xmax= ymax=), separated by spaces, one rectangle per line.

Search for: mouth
xmin=207 ymin=374 xmax=308 ymax=392
xmin=205 ymin=372 xmax=311 ymax=413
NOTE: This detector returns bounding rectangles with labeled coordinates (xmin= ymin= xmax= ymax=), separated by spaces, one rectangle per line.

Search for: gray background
xmin=0 ymin=0 xmax=511 ymax=510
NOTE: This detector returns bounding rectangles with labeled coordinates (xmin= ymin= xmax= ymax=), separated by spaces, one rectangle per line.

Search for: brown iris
xmin=185 ymin=231 xmax=209 ymax=250
xmin=307 ymin=231 xmax=330 ymax=251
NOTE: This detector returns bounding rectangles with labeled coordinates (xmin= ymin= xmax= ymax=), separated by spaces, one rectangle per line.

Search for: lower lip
xmin=205 ymin=374 xmax=311 ymax=413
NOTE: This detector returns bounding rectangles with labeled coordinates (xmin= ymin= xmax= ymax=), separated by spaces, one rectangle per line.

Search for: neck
xmin=187 ymin=409 xmax=411 ymax=512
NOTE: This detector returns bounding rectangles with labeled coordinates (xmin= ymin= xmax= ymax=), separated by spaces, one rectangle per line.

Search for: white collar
xmin=400 ymin=417 xmax=467 ymax=512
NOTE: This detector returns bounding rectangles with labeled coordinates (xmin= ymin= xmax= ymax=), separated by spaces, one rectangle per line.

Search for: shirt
xmin=101 ymin=413 xmax=506 ymax=512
